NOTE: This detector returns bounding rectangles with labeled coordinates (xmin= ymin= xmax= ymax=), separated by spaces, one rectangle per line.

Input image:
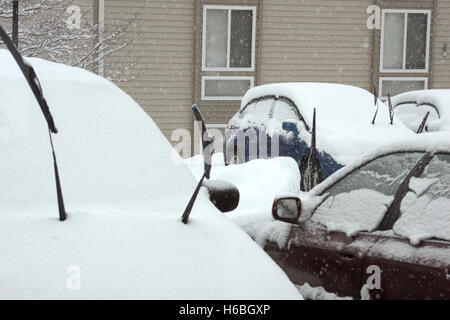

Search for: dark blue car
xmin=224 ymin=83 xmax=413 ymax=191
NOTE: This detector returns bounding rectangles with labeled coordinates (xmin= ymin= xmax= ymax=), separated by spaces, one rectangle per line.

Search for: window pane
xmin=394 ymin=154 xmax=450 ymax=244
xmin=406 ymin=13 xmax=427 ymax=69
xmin=272 ymin=99 xmax=300 ymax=121
xmin=312 ymin=153 xmax=424 ymax=235
xmin=205 ymin=9 xmax=228 ymax=68
xmin=381 ymin=79 xmax=426 ymax=97
xmin=383 ymin=13 xmax=405 ymax=69
xmin=230 ymin=10 xmax=253 ymax=68
xmin=204 ymin=78 xmax=251 ymax=98
xmin=240 ymin=98 xmax=274 ymax=120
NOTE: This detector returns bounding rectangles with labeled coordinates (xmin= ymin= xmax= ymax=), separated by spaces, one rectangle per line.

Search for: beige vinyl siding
xmin=104 ymin=0 xmax=195 ymax=142
xmin=431 ymin=0 xmax=450 ymax=88
xmin=259 ymin=0 xmax=373 ymax=91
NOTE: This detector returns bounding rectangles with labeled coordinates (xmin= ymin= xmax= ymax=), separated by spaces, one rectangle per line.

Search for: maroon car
xmin=267 ymin=139 xmax=450 ymax=299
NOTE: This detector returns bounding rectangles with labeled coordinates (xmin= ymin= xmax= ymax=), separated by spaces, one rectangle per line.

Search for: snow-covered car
xmin=0 ymin=48 xmax=302 ymax=299
xmin=225 ymin=83 xmax=413 ymax=191
xmin=267 ymin=134 xmax=450 ymax=300
xmin=392 ymin=89 xmax=450 ymax=133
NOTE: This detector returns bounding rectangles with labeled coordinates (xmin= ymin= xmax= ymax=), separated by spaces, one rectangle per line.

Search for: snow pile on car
xmin=392 ymin=89 xmax=450 ymax=132
xmin=0 ymin=50 xmax=302 ymax=299
xmin=238 ymin=83 xmax=414 ymax=165
xmin=184 ymin=154 xmax=301 ymax=248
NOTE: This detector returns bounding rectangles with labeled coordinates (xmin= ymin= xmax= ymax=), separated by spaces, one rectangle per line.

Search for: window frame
xmin=379 ymin=76 xmax=428 ymax=99
xmin=201 ymin=75 xmax=254 ymax=101
xmin=380 ymin=9 xmax=431 ymax=73
xmin=202 ymin=5 xmax=257 ymax=72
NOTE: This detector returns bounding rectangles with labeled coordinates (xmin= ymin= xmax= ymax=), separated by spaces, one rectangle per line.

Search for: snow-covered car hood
xmin=392 ymin=89 xmax=450 ymax=132
xmin=0 ymin=50 xmax=302 ymax=299
xmin=238 ymin=83 xmax=414 ymax=165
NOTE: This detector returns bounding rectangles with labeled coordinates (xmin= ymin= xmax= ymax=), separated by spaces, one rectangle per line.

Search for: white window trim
xmin=201 ymin=76 xmax=254 ymax=101
xmin=202 ymin=5 xmax=256 ymax=72
xmin=380 ymin=9 xmax=431 ymax=73
xmin=379 ymin=77 xmax=429 ymax=99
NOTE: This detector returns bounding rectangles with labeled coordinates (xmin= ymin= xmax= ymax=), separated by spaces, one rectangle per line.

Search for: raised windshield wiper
xmin=181 ymin=105 xmax=214 ymax=224
xmin=0 ymin=25 xmax=67 ymax=221
xmin=377 ymin=153 xmax=433 ymax=231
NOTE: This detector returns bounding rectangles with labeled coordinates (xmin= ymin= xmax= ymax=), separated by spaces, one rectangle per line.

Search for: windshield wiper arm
xmin=0 ymin=25 xmax=66 ymax=221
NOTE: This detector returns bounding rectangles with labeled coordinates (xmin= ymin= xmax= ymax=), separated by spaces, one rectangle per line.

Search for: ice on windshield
xmin=394 ymin=153 xmax=450 ymax=245
xmin=312 ymin=189 xmax=394 ymax=236
xmin=395 ymin=103 xmax=439 ymax=133
xmin=311 ymin=152 xmax=424 ymax=236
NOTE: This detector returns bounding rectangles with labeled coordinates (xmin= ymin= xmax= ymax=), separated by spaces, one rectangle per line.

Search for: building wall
xmin=259 ymin=0 xmax=373 ymax=91
xmin=104 ymin=0 xmax=195 ymax=141
xmin=432 ymin=0 xmax=450 ymax=88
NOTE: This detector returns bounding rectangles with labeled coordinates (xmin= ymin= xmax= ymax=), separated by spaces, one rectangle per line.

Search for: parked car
xmin=0 ymin=47 xmax=302 ymax=300
xmin=267 ymin=134 xmax=450 ymax=300
xmin=392 ymin=89 xmax=450 ymax=133
xmin=225 ymin=83 xmax=413 ymax=191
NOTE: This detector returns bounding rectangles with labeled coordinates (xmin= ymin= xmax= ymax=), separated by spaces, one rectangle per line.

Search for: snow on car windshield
xmin=311 ymin=152 xmax=424 ymax=236
xmin=394 ymin=153 xmax=450 ymax=245
xmin=392 ymin=90 xmax=450 ymax=132
xmin=394 ymin=103 xmax=439 ymax=133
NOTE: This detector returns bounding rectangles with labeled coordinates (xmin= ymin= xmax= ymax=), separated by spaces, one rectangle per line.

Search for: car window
xmin=393 ymin=153 xmax=450 ymax=245
xmin=311 ymin=152 xmax=425 ymax=236
xmin=395 ymin=103 xmax=440 ymax=133
xmin=272 ymin=98 xmax=301 ymax=122
xmin=239 ymin=98 xmax=274 ymax=120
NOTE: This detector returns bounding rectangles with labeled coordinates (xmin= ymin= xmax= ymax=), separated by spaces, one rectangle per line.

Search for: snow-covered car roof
xmin=0 ymin=50 xmax=301 ymax=299
xmin=392 ymin=89 xmax=450 ymax=132
xmin=240 ymin=83 xmax=414 ymax=164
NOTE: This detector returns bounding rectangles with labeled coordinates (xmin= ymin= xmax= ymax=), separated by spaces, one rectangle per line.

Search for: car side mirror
xmin=202 ymin=180 xmax=240 ymax=213
xmin=272 ymin=197 xmax=301 ymax=223
xmin=282 ymin=121 xmax=299 ymax=137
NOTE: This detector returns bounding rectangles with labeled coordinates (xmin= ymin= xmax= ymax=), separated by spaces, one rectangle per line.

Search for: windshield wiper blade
xmin=0 ymin=26 xmax=57 ymax=133
xmin=0 ymin=25 xmax=66 ymax=221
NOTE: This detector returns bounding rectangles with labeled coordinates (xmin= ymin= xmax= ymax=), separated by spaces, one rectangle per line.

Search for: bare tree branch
xmin=0 ymin=0 xmax=141 ymax=82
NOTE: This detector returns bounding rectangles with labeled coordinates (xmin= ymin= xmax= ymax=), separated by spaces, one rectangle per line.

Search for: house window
xmin=201 ymin=76 xmax=254 ymax=100
xmin=202 ymin=5 xmax=256 ymax=71
xmin=380 ymin=10 xmax=431 ymax=72
xmin=379 ymin=77 xmax=428 ymax=99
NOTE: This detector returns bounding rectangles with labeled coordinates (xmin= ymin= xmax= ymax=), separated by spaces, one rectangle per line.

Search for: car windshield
xmin=393 ymin=153 xmax=450 ymax=244
xmin=395 ymin=103 xmax=440 ymax=133
xmin=311 ymin=152 xmax=425 ymax=236
xmin=240 ymin=96 xmax=306 ymax=128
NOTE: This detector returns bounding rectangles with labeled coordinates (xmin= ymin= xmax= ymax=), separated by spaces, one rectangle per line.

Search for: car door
xmin=265 ymin=220 xmax=379 ymax=299
xmin=361 ymin=152 xmax=450 ymax=300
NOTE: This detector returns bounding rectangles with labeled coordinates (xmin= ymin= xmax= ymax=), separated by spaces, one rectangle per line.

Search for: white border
xmin=380 ymin=9 xmax=431 ymax=73
xmin=379 ymin=77 xmax=429 ymax=99
xmin=201 ymin=76 xmax=254 ymax=100
xmin=202 ymin=5 xmax=256 ymax=72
